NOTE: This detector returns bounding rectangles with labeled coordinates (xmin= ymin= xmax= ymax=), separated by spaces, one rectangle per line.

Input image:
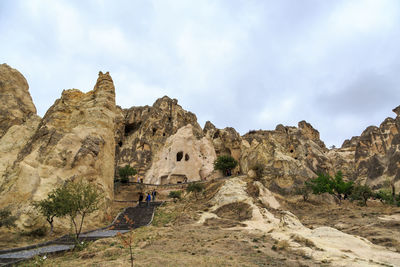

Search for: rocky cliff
xmin=0 ymin=69 xmax=116 ymax=228
xmin=115 ymin=96 xmax=205 ymax=181
xmin=332 ymin=106 xmax=400 ymax=190
xmin=0 ymin=64 xmax=399 ymax=229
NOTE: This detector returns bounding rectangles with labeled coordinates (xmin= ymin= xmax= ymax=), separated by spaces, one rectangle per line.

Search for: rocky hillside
xmin=0 ymin=65 xmax=116 ymax=228
xmin=0 ymin=64 xmax=399 ymax=228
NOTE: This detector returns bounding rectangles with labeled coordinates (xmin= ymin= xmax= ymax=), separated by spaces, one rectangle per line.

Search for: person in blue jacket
xmin=146 ymin=192 xmax=151 ymax=207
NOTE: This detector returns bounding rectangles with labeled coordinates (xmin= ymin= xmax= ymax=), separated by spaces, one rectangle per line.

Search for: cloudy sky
xmin=1 ymin=0 xmax=399 ymax=147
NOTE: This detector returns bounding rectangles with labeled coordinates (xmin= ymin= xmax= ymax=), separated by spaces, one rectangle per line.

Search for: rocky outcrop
xmin=0 ymin=71 xmax=116 ymax=228
xmin=144 ymin=125 xmax=217 ymax=184
xmin=0 ymin=64 xmax=37 ymax=138
xmin=203 ymin=121 xmax=242 ymax=174
xmin=115 ymin=96 xmax=203 ymax=178
xmin=240 ymin=121 xmax=329 ymax=193
xmin=326 ymin=106 xmax=400 ymax=191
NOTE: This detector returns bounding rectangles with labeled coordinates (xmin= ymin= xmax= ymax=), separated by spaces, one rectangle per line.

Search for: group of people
xmin=138 ymin=189 xmax=157 ymax=206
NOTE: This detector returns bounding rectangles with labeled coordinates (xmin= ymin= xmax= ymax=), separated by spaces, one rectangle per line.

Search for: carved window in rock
xmin=185 ymin=153 xmax=190 ymax=161
xmin=176 ymin=151 xmax=183 ymax=161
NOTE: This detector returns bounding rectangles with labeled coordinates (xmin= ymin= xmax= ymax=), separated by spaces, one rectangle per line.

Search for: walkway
xmin=0 ymin=202 xmax=163 ymax=266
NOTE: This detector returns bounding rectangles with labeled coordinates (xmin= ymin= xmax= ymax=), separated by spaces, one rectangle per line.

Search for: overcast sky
xmin=1 ymin=0 xmax=399 ymax=147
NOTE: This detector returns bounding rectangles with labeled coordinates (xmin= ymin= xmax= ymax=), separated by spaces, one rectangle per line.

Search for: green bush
xmin=0 ymin=207 xmax=17 ymax=228
xmin=168 ymin=191 xmax=182 ymax=202
xmin=186 ymin=183 xmax=205 ymax=200
xmin=349 ymin=184 xmax=373 ymax=206
xmin=306 ymin=171 xmax=353 ymax=204
xmin=375 ymin=189 xmax=400 ymax=206
xmin=214 ymin=155 xmax=238 ymax=175
xmin=118 ymin=165 xmax=137 ymax=183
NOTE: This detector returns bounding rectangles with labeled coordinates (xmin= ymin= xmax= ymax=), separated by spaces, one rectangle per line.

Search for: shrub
xmin=295 ymin=182 xmax=312 ymax=202
xmin=0 ymin=207 xmax=17 ymax=228
xmin=186 ymin=183 xmax=205 ymax=200
xmin=168 ymin=191 xmax=182 ymax=202
xmin=349 ymin=184 xmax=373 ymax=206
xmin=306 ymin=171 xmax=353 ymax=204
xmin=214 ymin=155 xmax=238 ymax=175
xmin=375 ymin=189 xmax=400 ymax=206
xmin=118 ymin=165 xmax=137 ymax=183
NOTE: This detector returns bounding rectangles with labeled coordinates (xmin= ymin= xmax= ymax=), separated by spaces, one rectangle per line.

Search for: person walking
xmin=151 ymin=189 xmax=157 ymax=202
xmin=138 ymin=192 xmax=144 ymax=206
xmin=146 ymin=192 xmax=151 ymax=207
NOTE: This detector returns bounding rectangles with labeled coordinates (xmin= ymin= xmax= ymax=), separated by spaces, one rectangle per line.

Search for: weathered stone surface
xmin=115 ymin=96 xmax=203 ymax=178
xmin=330 ymin=106 xmax=400 ymax=190
xmin=0 ymin=64 xmax=37 ymax=138
xmin=240 ymin=121 xmax=329 ymax=193
xmin=203 ymin=121 xmax=242 ymax=174
xmin=0 ymin=71 xmax=116 ymax=228
xmin=144 ymin=124 xmax=217 ymax=184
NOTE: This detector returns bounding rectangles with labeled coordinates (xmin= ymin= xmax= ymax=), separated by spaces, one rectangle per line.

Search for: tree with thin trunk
xmin=61 ymin=180 xmax=103 ymax=240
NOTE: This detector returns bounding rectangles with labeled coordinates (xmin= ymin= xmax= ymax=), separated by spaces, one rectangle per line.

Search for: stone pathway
xmin=0 ymin=201 xmax=163 ymax=266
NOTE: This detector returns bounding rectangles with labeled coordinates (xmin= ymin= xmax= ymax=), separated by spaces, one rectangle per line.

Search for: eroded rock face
xmin=144 ymin=124 xmax=217 ymax=184
xmin=0 ymin=71 xmax=116 ymax=228
xmin=115 ymin=96 xmax=203 ymax=178
xmin=240 ymin=121 xmax=329 ymax=193
xmin=327 ymin=107 xmax=400 ymax=191
xmin=0 ymin=64 xmax=37 ymax=138
xmin=203 ymin=121 xmax=242 ymax=174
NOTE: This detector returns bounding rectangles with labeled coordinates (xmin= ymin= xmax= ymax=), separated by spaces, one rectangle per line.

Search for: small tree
xmin=306 ymin=171 xmax=353 ymax=204
xmin=33 ymin=189 xmax=66 ymax=234
xmin=118 ymin=165 xmax=137 ymax=183
xmin=214 ymin=155 xmax=238 ymax=176
xmin=0 ymin=207 xmax=17 ymax=228
xmin=168 ymin=191 xmax=182 ymax=202
xmin=61 ymin=180 xmax=103 ymax=240
xmin=186 ymin=183 xmax=205 ymax=200
xmin=295 ymin=182 xmax=312 ymax=202
xmin=116 ymin=215 xmax=135 ymax=267
xmin=350 ymin=184 xmax=373 ymax=206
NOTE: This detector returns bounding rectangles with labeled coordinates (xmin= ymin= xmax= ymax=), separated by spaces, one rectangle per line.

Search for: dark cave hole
xmin=176 ymin=151 xmax=183 ymax=161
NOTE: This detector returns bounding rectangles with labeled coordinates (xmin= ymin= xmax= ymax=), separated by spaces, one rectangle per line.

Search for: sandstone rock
xmin=240 ymin=122 xmax=329 ymax=193
xmin=203 ymin=121 xmax=242 ymax=174
xmin=116 ymin=96 xmax=203 ymax=179
xmin=0 ymin=64 xmax=37 ymax=138
xmin=324 ymin=106 xmax=399 ymax=192
xmin=144 ymin=124 xmax=217 ymax=184
xmin=0 ymin=71 xmax=116 ymax=228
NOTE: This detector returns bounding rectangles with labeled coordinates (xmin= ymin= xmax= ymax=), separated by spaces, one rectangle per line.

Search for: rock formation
xmin=331 ymin=106 xmax=400 ymax=190
xmin=0 ymin=70 xmax=116 ymax=228
xmin=240 ymin=122 xmax=329 ymax=193
xmin=0 ymin=64 xmax=37 ymax=139
xmin=115 ymin=96 xmax=203 ymax=179
xmin=144 ymin=124 xmax=216 ymax=184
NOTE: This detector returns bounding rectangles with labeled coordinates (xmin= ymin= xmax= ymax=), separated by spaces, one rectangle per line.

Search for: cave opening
xmin=124 ymin=122 xmax=141 ymax=136
xmin=185 ymin=153 xmax=190 ymax=161
xmin=176 ymin=151 xmax=183 ymax=161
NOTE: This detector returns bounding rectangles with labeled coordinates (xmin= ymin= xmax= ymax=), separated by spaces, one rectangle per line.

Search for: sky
xmin=1 ymin=0 xmax=400 ymax=147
